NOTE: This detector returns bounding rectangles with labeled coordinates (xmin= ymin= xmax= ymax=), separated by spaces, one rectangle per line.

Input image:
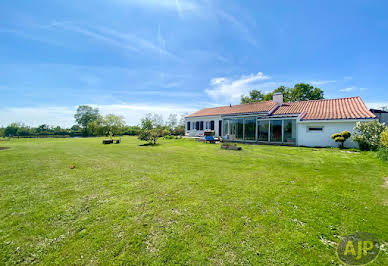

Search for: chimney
xmin=273 ymin=92 xmax=283 ymax=104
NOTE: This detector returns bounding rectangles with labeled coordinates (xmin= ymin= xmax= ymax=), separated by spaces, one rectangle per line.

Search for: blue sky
xmin=1 ymin=0 xmax=388 ymax=127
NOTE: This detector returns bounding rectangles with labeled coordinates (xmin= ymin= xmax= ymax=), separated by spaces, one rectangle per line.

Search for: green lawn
xmin=0 ymin=137 xmax=387 ymax=265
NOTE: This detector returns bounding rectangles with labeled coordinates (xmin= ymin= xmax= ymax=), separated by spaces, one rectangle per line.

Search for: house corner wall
xmin=296 ymin=120 xmax=362 ymax=148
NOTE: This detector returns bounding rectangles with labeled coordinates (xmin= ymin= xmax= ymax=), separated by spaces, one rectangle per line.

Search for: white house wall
xmin=186 ymin=115 xmax=373 ymax=148
xmin=185 ymin=116 xmax=222 ymax=137
xmin=296 ymin=120 xmax=363 ymax=148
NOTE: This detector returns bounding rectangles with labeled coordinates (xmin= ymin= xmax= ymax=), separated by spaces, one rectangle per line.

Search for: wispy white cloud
xmin=339 ymin=87 xmax=368 ymax=93
xmin=0 ymin=103 xmax=197 ymax=127
xmin=45 ymin=22 xmax=178 ymax=59
xmin=216 ymin=10 xmax=258 ymax=47
xmin=205 ymin=72 xmax=270 ymax=103
xmin=117 ymin=0 xmax=199 ymax=17
xmin=0 ymin=29 xmax=66 ymax=47
xmin=0 ymin=106 xmax=75 ymax=128
xmin=365 ymin=102 xmax=388 ymax=109
xmin=344 ymin=76 xmax=353 ymax=81
xmin=339 ymin=87 xmax=355 ymax=92
xmin=309 ymin=80 xmax=336 ymax=86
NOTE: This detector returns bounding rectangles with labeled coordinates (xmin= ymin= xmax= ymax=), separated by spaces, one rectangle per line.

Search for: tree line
xmin=0 ymin=105 xmax=186 ymax=138
xmin=241 ymin=83 xmax=324 ymax=103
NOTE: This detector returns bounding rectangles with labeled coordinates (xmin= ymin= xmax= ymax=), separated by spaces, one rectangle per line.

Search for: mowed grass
xmin=0 ymin=137 xmax=387 ymax=265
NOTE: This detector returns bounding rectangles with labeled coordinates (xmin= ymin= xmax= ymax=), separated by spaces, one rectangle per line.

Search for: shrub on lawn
xmin=330 ymin=131 xmax=351 ymax=148
xmin=381 ymin=128 xmax=388 ymax=148
xmin=377 ymin=146 xmax=388 ymax=161
xmin=138 ymin=128 xmax=169 ymax=145
xmin=164 ymin=135 xmax=175 ymax=140
xmin=352 ymin=120 xmax=386 ymax=151
xmin=172 ymin=125 xmax=185 ymax=136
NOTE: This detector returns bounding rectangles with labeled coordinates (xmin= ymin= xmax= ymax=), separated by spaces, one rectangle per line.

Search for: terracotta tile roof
xmin=273 ymin=96 xmax=375 ymax=120
xmin=187 ymin=96 xmax=375 ymax=120
xmin=186 ymin=101 xmax=277 ymax=117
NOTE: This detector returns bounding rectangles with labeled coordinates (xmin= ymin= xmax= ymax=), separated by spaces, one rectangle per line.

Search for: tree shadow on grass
xmin=139 ymin=143 xmax=161 ymax=147
xmin=0 ymin=147 xmax=11 ymax=151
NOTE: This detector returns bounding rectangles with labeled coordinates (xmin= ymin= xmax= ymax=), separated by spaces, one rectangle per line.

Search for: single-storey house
xmin=370 ymin=108 xmax=388 ymax=125
xmin=184 ymin=93 xmax=376 ymax=147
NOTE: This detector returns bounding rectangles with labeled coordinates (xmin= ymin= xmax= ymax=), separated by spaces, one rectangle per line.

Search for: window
xmin=200 ymin=121 xmax=204 ymax=130
xmin=196 ymin=121 xmax=200 ymax=130
xmin=244 ymin=118 xmax=256 ymax=140
xmin=270 ymin=120 xmax=282 ymax=142
xmin=283 ymin=120 xmax=296 ymax=143
xmin=308 ymin=127 xmax=323 ymax=132
xmin=222 ymin=118 xmax=242 ymax=140
xmin=257 ymin=120 xmax=269 ymax=141
xmin=223 ymin=120 xmax=230 ymax=137
xmin=210 ymin=120 xmax=215 ymax=130
xmin=187 ymin=121 xmax=191 ymax=130
xmin=205 ymin=121 xmax=209 ymax=130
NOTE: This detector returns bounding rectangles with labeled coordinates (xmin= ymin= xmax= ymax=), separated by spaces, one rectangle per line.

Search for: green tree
xmin=123 ymin=126 xmax=141 ymax=136
xmin=36 ymin=124 xmax=50 ymax=134
xmin=87 ymin=118 xmax=104 ymax=136
xmin=140 ymin=115 xmax=154 ymax=130
xmin=138 ymin=128 xmax=169 ymax=145
xmin=4 ymin=123 xmax=20 ymax=137
xmin=166 ymin=114 xmax=178 ymax=130
xmin=102 ymin=114 xmax=125 ymax=137
xmin=70 ymin=125 xmax=81 ymax=131
xmin=240 ymin=83 xmax=324 ymax=104
xmin=74 ymin=105 xmax=100 ymax=135
xmin=263 ymin=86 xmax=292 ymax=102
xmin=138 ymin=114 xmax=169 ymax=144
xmin=289 ymin=83 xmax=324 ymax=102
xmin=241 ymin=90 xmax=265 ymax=104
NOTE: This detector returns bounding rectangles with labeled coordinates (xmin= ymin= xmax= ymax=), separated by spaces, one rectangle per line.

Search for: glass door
xmin=270 ymin=120 xmax=282 ymax=142
xmin=257 ymin=120 xmax=269 ymax=141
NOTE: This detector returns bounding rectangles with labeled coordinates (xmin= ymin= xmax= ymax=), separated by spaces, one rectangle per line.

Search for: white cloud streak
xmin=365 ymin=102 xmax=388 ymax=109
xmin=205 ymin=72 xmax=270 ymax=103
xmin=117 ymin=0 xmax=199 ymax=16
xmin=309 ymin=80 xmax=336 ymax=86
xmin=46 ymin=22 xmax=177 ymax=59
xmin=339 ymin=87 xmax=368 ymax=93
xmin=339 ymin=87 xmax=354 ymax=92
xmin=216 ymin=10 xmax=258 ymax=47
xmin=0 ymin=103 xmax=197 ymax=127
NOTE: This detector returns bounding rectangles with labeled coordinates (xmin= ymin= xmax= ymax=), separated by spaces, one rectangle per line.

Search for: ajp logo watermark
xmin=337 ymin=232 xmax=380 ymax=265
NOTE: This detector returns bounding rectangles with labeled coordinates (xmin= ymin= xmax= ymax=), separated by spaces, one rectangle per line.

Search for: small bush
xmin=138 ymin=128 xmax=169 ymax=145
xmin=377 ymin=146 xmax=388 ymax=161
xmin=341 ymin=130 xmax=351 ymax=139
xmin=381 ymin=128 xmax=388 ymax=148
xmin=352 ymin=120 xmax=386 ymax=151
xmin=330 ymin=131 xmax=351 ymax=148
xmin=334 ymin=136 xmax=345 ymax=142
xmin=330 ymin=133 xmax=341 ymax=139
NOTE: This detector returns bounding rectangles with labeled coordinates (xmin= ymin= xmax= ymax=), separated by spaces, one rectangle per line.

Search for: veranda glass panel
xmin=229 ymin=119 xmax=237 ymax=140
xmin=244 ymin=118 xmax=256 ymax=140
xmin=236 ymin=118 xmax=244 ymax=140
xmin=270 ymin=120 xmax=282 ymax=142
xmin=223 ymin=120 xmax=230 ymax=137
xmin=257 ymin=120 xmax=269 ymax=141
xmin=283 ymin=119 xmax=296 ymax=143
